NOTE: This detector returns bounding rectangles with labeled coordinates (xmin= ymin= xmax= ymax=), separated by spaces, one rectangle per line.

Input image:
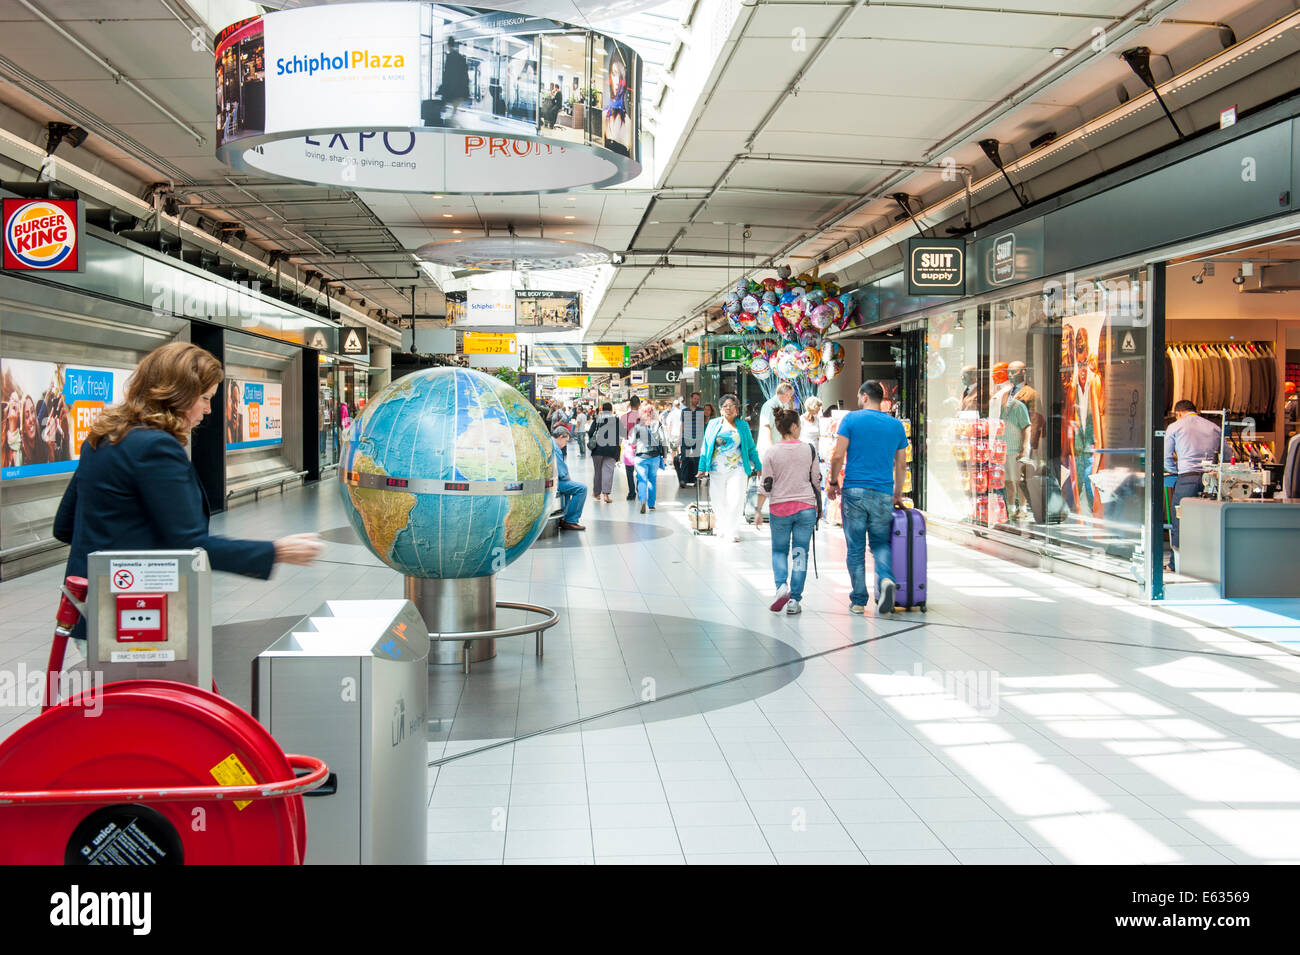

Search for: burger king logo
xmin=2 ymin=199 xmax=79 ymax=271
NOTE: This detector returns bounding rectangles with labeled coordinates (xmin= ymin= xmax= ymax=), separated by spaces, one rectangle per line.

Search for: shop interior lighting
xmin=1192 ymin=266 xmax=1207 ymax=284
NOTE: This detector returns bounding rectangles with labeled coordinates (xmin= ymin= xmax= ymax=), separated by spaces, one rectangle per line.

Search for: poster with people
xmin=1 ymin=357 xmax=130 ymax=480
xmin=226 ymin=379 xmax=283 ymax=450
xmin=600 ymin=37 xmax=637 ymax=158
xmin=1058 ymin=310 xmax=1108 ymax=520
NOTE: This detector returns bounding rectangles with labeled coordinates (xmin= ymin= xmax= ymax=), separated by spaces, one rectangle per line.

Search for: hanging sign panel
xmin=588 ymin=344 xmax=628 ymax=368
xmin=214 ymin=4 xmax=642 ymax=194
xmin=2 ymin=199 xmax=85 ymax=272
xmin=463 ymin=331 xmax=518 ymax=355
xmin=226 ymin=380 xmax=283 ymax=450
xmin=905 ymin=237 xmax=965 ymax=296
xmin=0 ymin=358 xmax=130 ymax=480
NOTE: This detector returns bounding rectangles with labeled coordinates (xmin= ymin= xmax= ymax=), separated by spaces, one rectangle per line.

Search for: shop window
xmin=925 ymin=270 xmax=1149 ymax=577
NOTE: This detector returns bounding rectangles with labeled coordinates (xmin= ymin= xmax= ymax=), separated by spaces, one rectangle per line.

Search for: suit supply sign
xmin=225 ymin=380 xmax=283 ymax=449
xmin=906 ymin=237 xmax=965 ymax=296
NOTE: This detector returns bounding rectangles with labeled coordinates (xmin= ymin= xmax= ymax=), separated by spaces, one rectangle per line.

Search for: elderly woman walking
xmin=697 ymin=393 xmax=762 ymax=542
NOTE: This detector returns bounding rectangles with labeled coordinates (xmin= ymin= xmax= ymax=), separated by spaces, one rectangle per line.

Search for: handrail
xmin=427 ymin=601 xmax=560 ymax=643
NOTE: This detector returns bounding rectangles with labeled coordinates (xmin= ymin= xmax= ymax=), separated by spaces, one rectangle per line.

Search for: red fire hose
xmin=10 ymin=577 xmax=331 ymax=864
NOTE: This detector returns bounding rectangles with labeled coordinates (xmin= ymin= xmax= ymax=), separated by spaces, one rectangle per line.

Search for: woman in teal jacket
xmin=697 ymin=394 xmax=763 ymax=541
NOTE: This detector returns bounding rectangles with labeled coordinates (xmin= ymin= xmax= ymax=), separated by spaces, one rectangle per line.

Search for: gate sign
xmin=906 ymin=237 xmax=964 ymax=296
xmin=2 ymin=199 xmax=84 ymax=272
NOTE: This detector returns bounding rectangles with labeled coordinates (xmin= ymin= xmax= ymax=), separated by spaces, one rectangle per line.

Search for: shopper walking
xmin=827 ymin=380 xmax=909 ymax=615
xmin=753 ymin=409 xmax=822 ymax=615
xmin=52 ymin=342 xmax=323 ymax=641
xmin=589 ymin=401 xmax=621 ymax=502
xmin=801 ymin=397 xmax=823 ymax=454
xmin=758 ymin=382 xmax=796 ymax=456
xmin=698 ymin=394 xmax=763 ymax=542
xmin=703 ymin=402 xmax=717 ymax=425
xmin=572 ymin=405 xmax=590 ymax=459
xmin=678 ymin=391 xmax=706 ymax=488
xmin=621 ymin=395 xmax=641 ymax=500
xmin=663 ymin=398 xmax=683 ymax=478
xmin=1165 ymin=399 xmax=1222 ymax=569
xmin=552 ymin=426 xmax=587 ymax=531
xmin=632 ymin=404 xmax=668 ymax=512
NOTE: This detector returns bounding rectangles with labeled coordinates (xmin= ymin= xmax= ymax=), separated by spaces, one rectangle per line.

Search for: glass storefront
xmin=318 ymin=357 xmax=368 ymax=471
xmin=921 ymin=266 xmax=1150 ymax=580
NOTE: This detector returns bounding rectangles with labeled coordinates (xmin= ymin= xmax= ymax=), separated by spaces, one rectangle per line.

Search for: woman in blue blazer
xmin=53 ymin=342 xmax=321 ymax=639
xmin=696 ymin=394 xmax=763 ymax=542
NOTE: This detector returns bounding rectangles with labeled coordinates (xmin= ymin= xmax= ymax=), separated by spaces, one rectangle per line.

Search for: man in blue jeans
xmin=552 ymin=427 xmax=587 ymax=531
xmin=827 ymin=380 xmax=908 ymax=615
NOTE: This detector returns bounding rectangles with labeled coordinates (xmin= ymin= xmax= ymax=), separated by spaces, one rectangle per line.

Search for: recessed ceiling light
xmin=566 ymin=196 xmax=577 ymax=201
xmin=442 ymin=213 xmax=453 ymax=218
xmin=432 ymin=194 xmax=443 ymax=199
xmin=564 ymin=215 xmax=576 ymax=219
xmin=565 ymin=231 xmax=574 ymax=235
xmin=452 ymin=229 xmax=462 ymax=234
xmin=1051 ymin=47 xmax=1069 ymax=57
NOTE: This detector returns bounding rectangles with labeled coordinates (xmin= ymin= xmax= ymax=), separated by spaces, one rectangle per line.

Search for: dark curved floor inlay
xmin=532 ymin=519 xmax=675 ymax=548
xmin=212 ymin=609 xmax=805 ymax=742
xmin=318 ymin=524 xmax=363 ymax=545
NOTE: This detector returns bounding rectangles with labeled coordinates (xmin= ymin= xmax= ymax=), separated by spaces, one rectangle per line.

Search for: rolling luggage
xmin=743 ymin=474 xmax=759 ymax=524
xmin=689 ymin=477 xmax=714 ymax=535
xmin=889 ymin=507 xmax=927 ymax=611
xmin=1019 ymin=460 xmax=1068 ymax=524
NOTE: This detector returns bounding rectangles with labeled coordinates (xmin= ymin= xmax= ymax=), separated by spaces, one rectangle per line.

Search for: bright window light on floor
xmin=1045 ymin=718 xmax=1168 ymax=740
xmin=1193 ymin=691 xmax=1300 ymax=717
xmin=1137 ymin=657 xmax=1276 ymax=690
xmin=1000 ymin=674 xmax=1118 ymax=689
xmin=1188 ymin=809 xmax=1300 ymax=860
xmin=914 ymin=721 xmax=1013 ymax=745
xmin=943 ymin=743 xmax=1111 ymax=815
xmin=1030 ymin=813 xmax=1180 ymax=864
xmin=1131 ymin=748 xmax=1300 ymax=802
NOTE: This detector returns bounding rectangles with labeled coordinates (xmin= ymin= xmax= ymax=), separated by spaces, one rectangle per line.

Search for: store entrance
xmin=1162 ymin=238 xmax=1300 ymax=597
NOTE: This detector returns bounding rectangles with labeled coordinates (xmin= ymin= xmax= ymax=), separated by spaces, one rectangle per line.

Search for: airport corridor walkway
xmin=2 ymin=454 xmax=1299 ymax=864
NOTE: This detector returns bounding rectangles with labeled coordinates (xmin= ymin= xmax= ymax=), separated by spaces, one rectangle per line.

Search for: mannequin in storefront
xmin=990 ymin=363 xmax=1031 ymax=520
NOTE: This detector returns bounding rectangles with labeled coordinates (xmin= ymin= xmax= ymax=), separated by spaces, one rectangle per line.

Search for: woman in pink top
xmin=754 ymin=408 xmax=822 ymax=614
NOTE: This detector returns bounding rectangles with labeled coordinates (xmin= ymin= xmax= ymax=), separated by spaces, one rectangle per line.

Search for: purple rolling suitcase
xmin=889 ymin=507 xmax=927 ymax=611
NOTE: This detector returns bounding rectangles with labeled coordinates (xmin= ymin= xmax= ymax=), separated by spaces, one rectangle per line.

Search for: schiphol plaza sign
xmin=214 ymin=3 xmax=643 ymax=193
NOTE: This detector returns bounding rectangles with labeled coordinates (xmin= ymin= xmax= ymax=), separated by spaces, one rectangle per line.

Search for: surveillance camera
xmin=1232 ymin=270 xmax=1245 ymax=286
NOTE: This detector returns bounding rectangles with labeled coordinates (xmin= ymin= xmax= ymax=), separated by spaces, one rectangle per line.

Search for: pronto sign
xmin=2 ymin=199 xmax=83 ymax=272
xmin=905 ymin=237 xmax=964 ymax=296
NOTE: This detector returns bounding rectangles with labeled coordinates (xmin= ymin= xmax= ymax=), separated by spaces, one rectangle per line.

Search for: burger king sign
xmin=3 ymin=198 xmax=82 ymax=271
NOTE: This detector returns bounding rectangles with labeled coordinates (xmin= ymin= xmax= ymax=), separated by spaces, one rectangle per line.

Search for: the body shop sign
xmin=2 ymin=199 xmax=83 ymax=272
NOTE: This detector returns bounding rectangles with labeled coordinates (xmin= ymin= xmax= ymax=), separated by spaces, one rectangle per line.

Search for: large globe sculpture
xmin=339 ymin=367 xmax=556 ymax=578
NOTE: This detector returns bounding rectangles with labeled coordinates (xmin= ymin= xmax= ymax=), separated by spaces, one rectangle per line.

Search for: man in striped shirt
xmin=678 ymin=392 xmax=706 ymax=488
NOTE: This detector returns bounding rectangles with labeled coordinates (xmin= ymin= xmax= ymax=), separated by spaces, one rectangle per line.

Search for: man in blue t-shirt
xmin=828 ymin=380 xmax=909 ymax=615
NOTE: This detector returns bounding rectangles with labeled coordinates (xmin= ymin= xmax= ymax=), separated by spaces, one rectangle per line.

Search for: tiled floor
xmin=5 ymin=454 xmax=1300 ymax=864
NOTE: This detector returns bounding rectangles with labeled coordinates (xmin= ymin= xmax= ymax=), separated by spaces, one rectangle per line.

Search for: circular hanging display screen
xmin=214 ymin=3 xmax=642 ymax=194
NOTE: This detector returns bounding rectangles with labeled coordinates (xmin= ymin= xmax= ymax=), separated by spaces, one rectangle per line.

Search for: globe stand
xmin=404 ymin=576 xmax=560 ymax=674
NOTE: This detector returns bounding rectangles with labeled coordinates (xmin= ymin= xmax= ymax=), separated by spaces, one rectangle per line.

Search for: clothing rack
xmin=1165 ymin=341 xmax=1276 ymax=418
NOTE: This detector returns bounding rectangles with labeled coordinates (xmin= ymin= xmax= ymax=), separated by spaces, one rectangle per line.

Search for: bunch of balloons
xmin=724 ymin=265 xmax=857 ymax=396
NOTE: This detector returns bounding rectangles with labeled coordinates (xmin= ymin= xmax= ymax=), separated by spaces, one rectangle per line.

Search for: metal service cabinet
xmin=254 ymin=600 xmax=430 ymax=865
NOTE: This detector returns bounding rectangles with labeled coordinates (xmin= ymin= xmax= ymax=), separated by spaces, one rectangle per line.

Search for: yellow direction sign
xmin=463 ymin=332 xmax=518 ymax=355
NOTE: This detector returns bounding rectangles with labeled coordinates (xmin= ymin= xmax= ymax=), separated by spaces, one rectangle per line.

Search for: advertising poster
xmin=516 ymin=290 xmax=580 ymax=328
xmin=599 ymin=37 xmax=637 ymax=159
xmin=1 ymin=358 xmax=130 ymax=480
xmin=464 ymin=288 xmax=516 ymax=326
xmin=226 ymin=380 xmax=283 ymax=450
xmin=262 ymin=3 xmax=420 ymax=135
xmin=424 ymin=11 xmax=550 ymax=133
xmin=215 ymin=16 xmax=266 ymax=148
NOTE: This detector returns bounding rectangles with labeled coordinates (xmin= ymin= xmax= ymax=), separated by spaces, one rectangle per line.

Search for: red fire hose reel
xmin=0 ymin=576 xmax=331 ymax=865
